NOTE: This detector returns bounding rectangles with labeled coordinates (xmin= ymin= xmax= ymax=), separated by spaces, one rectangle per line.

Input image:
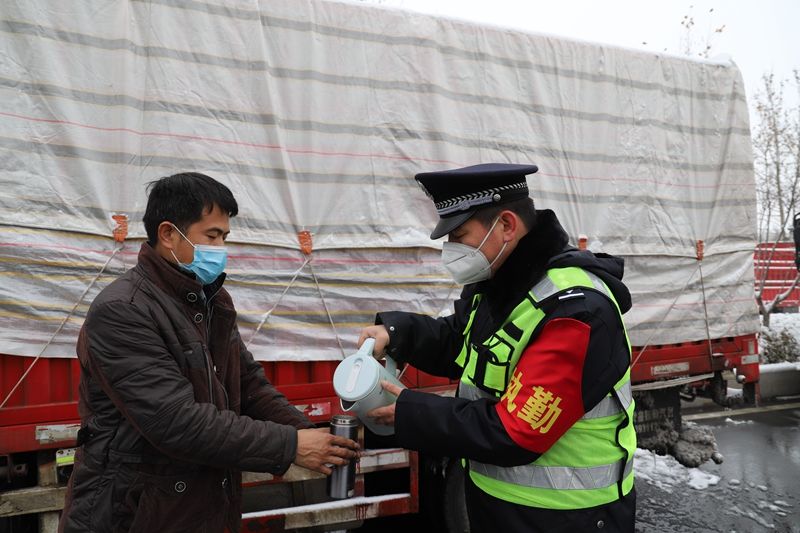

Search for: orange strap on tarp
xmin=696 ymin=239 xmax=704 ymax=261
xmin=112 ymin=214 xmax=128 ymax=243
xmin=298 ymin=230 xmax=313 ymax=255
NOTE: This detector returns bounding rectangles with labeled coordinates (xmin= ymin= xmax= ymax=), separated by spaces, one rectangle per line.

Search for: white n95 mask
xmin=441 ymin=217 xmax=508 ymax=285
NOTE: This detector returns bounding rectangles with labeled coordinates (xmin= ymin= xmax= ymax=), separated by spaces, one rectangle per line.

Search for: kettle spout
xmin=341 ymin=399 xmax=356 ymax=411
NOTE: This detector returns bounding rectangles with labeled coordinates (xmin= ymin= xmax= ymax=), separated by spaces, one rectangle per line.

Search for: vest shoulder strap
xmin=531 ymin=267 xmax=617 ymax=311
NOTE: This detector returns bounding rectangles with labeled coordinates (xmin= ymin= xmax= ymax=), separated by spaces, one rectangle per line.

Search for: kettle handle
xmin=358 ymin=337 xmax=398 ymax=377
xmin=385 ymin=355 xmax=397 ymax=376
xmin=357 ymin=337 xmax=376 ymax=357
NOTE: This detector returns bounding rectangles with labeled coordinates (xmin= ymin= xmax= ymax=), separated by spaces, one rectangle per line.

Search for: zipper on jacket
xmin=200 ymin=290 xmax=214 ymax=406
xmin=202 ymin=345 xmax=214 ymax=406
xmin=203 ymin=288 xmax=226 ymax=408
xmin=221 ymin=384 xmax=229 ymax=410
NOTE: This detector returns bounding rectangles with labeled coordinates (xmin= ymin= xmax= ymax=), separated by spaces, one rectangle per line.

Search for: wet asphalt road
xmin=636 ymin=403 xmax=800 ymax=533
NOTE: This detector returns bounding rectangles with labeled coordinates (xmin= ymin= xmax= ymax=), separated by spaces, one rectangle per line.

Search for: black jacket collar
xmin=475 ymin=209 xmax=571 ymax=322
xmin=467 ymin=209 xmax=631 ymax=322
xmin=137 ymin=243 xmax=230 ymax=309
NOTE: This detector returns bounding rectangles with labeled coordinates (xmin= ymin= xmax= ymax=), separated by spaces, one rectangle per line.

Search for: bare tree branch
xmin=753 ymin=71 xmax=800 ymax=325
xmin=765 ymin=273 xmax=800 ymax=315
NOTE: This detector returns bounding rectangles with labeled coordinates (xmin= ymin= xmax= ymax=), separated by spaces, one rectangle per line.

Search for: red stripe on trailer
xmin=755 ymin=243 xmax=800 ymax=309
xmin=631 ymin=334 xmax=759 ymax=384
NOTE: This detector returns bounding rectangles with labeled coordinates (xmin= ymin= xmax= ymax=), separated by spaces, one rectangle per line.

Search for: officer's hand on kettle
xmin=358 ymin=325 xmax=390 ymax=358
xmin=294 ymin=428 xmax=359 ymax=476
xmin=366 ymin=381 xmax=406 ymax=426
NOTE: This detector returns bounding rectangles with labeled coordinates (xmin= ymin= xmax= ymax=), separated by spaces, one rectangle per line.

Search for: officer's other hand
xmin=357 ymin=325 xmax=389 ymax=358
xmin=295 ymin=427 xmax=359 ymax=475
xmin=366 ymin=380 xmax=406 ymax=427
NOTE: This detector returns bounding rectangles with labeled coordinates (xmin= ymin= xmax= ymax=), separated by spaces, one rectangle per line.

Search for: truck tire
xmin=711 ymin=371 xmax=728 ymax=406
xmin=443 ymin=459 xmax=469 ymax=533
xmin=742 ymin=382 xmax=757 ymax=406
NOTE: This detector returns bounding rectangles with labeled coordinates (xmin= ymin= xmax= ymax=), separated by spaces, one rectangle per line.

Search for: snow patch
xmin=634 ymin=448 xmax=720 ymax=493
xmin=758 ymin=500 xmax=784 ymax=512
xmin=687 ymin=468 xmax=720 ymax=490
xmin=761 ymin=313 xmax=800 ymax=364
xmin=764 ymin=501 xmax=792 ymax=522
xmin=760 ymin=362 xmax=800 ymax=374
xmin=735 ymin=507 xmax=776 ymax=529
xmin=724 ymin=417 xmax=754 ymax=425
xmin=672 ymin=424 xmax=719 ymax=467
xmin=726 ymin=387 xmax=743 ymax=399
xmin=765 ymin=313 xmax=800 ymax=347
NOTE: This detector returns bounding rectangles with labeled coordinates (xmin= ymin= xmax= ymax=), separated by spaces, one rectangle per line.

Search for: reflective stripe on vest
xmin=459 ymin=380 xmax=632 ymax=420
xmin=455 ymin=266 xmax=636 ymax=509
xmin=530 ymin=266 xmax=615 ymax=304
xmin=470 ymin=457 xmax=634 ymax=491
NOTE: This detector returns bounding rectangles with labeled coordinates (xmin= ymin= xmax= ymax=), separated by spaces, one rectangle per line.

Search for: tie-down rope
xmin=0 ymin=245 xmax=123 ymax=409
xmin=246 ymin=230 xmax=346 ymax=358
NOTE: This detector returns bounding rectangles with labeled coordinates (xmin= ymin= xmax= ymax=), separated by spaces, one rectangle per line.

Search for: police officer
xmin=359 ymin=163 xmax=636 ymax=532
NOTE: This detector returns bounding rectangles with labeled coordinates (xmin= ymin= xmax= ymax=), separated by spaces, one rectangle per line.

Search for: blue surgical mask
xmin=169 ymin=224 xmax=227 ymax=285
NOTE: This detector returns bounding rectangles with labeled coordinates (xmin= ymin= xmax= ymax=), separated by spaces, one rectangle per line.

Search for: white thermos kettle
xmin=332 ymin=338 xmax=403 ymax=435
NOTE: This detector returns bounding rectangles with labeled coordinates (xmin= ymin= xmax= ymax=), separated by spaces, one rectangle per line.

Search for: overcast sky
xmin=372 ymin=0 xmax=799 ymax=116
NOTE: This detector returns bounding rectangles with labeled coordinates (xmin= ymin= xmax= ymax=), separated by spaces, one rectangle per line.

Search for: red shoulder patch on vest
xmin=496 ymin=317 xmax=589 ymax=454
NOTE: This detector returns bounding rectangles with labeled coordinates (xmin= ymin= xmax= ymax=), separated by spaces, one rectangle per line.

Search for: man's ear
xmin=499 ymin=210 xmax=518 ymax=242
xmin=157 ymin=221 xmax=177 ymax=250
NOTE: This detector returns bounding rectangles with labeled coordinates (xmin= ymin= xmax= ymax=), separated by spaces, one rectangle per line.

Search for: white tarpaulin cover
xmin=0 ymin=0 xmax=759 ymax=361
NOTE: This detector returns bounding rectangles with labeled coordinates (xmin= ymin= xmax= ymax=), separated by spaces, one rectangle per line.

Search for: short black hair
xmin=471 ymin=197 xmax=536 ymax=231
xmin=143 ymin=172 xmax=239 ymax=246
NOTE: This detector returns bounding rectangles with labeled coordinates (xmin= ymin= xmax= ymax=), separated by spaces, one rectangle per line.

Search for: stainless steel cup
xmin=327 ymin=414 xmax=360 ymax=499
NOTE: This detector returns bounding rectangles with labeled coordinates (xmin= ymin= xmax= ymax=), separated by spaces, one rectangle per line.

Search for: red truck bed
xmin=0 ymin=356 xmax=453 ymax=454
xmin=755 ymin=242 xmax=800 ymax=310
xmin=1 ymin=331 xmax=759 ymax=455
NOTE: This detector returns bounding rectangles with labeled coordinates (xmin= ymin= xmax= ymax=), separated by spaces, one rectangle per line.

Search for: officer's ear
xmin=498 ymin=210 xmax=519 ymax=242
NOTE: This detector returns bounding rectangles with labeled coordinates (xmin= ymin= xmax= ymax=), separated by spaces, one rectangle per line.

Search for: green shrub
xmin=761 ymin=328 xmax=800 ymax=364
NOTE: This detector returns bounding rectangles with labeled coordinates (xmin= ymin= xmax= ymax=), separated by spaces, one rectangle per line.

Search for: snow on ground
xmin=634 ymin=448 xmax=720 ymax=493
xmin=767 ymin=313 xmax=800 ymax=344
xmin=759 ymin=314 xmax=800 ymax=395
xmin=761 ymin=313 xmax=800 ymax=363
xmin=635 ymin=449 xmax=797 ymax=530
xmin=724 ymin=417 xmax=754 ymax=425
xmin=760 ymin=361 xmax=800 ymax=373
xmin=726 ymin=387 xmax=743 ymax=399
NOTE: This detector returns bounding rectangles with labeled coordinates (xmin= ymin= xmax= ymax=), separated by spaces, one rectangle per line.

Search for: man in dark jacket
xmin=59 ymin=172 xmax=358 ymax=533
xmin=360 ymin=164 xmax=636 ymax=532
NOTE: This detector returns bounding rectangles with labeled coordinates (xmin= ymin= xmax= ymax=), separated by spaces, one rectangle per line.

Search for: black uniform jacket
xmin=377 ymin=210 xmax=636 ymax=532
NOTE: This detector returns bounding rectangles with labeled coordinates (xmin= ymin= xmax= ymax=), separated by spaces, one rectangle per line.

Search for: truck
xmin=0 ymin=0 xmax=760 ymax=531
xmin=754 ymin=240 xmax=800 ymax=312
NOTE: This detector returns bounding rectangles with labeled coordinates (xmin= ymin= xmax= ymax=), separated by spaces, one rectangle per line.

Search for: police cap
xmin=415 ymin=163 xmax=538 ymax=239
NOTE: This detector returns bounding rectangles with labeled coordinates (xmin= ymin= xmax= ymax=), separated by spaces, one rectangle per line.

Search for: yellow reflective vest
xmin=456 ymin=266 xmax=636 ymax=510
